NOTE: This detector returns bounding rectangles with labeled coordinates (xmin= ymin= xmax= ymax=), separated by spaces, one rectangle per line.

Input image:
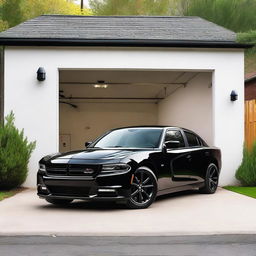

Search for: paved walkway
xmin=0 ymin=188 xmax=255 ymax=236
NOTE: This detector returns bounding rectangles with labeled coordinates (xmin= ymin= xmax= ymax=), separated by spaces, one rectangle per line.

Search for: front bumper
xmin=37 ymin=172 xmax=132 ymax=202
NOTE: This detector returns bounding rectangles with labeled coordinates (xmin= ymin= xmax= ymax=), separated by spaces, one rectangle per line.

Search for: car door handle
xmin=186 ymin=155 xmax=192 ymax=159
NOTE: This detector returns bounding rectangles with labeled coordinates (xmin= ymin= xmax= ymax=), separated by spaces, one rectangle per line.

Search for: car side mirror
xmin=164 ymin=140 xmax=180 ymax=149
xmin=85 ymin=141 xmax=92 ymax=148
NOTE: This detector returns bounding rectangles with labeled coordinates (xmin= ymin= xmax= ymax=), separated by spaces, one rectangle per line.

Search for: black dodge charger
xmin=37 ymin=126 xmax=221 ymax=209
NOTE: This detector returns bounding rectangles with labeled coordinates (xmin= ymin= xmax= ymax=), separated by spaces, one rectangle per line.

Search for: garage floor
xmin=0 ymin=188 xmax=255 ymax=236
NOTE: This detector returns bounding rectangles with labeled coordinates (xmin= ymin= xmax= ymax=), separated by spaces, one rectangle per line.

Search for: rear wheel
xmin=200 ymin=163 xmax=219 ymax=194
xmin=45 ymin=198 xmax=73 ymax=205
xmin=127 ymin=167 xmax=157 ymax=209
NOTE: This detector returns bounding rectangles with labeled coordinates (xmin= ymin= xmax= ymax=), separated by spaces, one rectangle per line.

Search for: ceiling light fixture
xmin=94 ymin=80 xmax=108 ymax=89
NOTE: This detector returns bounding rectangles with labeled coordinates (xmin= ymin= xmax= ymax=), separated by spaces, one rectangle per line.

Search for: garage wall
xmin=158 ymin=73 xmax=212 ymax=145
xmin=4 ymin=47 xmax=244 ymax=186
xmin=60 ymin=102 xmax=158 ymax=150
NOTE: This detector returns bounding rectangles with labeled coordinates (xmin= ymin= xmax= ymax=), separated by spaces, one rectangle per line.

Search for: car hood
xmin=42 ymin=148 xmax=141 ymax=164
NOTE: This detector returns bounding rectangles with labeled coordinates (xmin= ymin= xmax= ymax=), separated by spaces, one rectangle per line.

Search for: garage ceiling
xmin=59 ymin=70 xmax=201 ymax=102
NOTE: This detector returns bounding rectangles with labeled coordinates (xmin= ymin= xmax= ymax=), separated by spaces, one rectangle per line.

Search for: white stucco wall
xmin=158 ymin=73 xmax=213 ymax=145
xmin=60 ymin=102 xmax=158 ymax=150
xmin=4 ymin=47 xmax=244 ymax=187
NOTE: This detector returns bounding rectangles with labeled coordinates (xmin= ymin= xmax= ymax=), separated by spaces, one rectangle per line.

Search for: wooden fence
xmin=245 ymin=99 xmax=256 ymax=149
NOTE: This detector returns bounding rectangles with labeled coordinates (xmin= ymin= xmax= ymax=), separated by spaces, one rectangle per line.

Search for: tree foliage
xmin=236 ymin=143 xmax=256 ymax=186
xmin=89 ymin=0 xmax=256 ymax=33
xmin=0 ymin=0 xmax=92 ymax=31
xmin=0 ymin=112 xmax=36 ymax=190
xmin=185 ymin=0 xmax=256 ymax=33
xmin=89 ymin=0 xmax=178 ymax=16
xmin=237 ymin=30 xmax=256 ymax=73
xmin=1 ymin=0 xmax=23 ymax=28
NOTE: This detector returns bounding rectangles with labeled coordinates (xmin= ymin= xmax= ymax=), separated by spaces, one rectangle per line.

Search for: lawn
xmin=224 ymin=186 xmax=256 ymax=199
xmin=0 ymin=191 xmax=15 ymax=201
xmin=0 ymin=188 xmax=24 ymax=201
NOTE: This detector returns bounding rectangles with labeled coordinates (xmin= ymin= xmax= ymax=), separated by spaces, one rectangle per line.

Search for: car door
xmin=161 ymin=129 xmax=193 ymax=189
xmin=182 ymin=131 xmax=206 ymax=183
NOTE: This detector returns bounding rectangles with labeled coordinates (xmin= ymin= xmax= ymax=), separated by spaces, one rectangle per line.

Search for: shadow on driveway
xmin=36 ymin=190 xmax=199 ymax=211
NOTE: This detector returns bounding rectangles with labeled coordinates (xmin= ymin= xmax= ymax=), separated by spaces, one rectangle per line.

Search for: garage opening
xmin=59 ymin=69 xmax=212 ymax=152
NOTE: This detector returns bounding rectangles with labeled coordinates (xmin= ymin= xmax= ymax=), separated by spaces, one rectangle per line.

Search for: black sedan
xmin=37 ymin=126 xmax=221 ymax=209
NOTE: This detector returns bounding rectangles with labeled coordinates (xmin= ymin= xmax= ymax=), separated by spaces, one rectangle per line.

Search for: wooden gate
xmin=245 ymin=99 xmax=256 ymax=149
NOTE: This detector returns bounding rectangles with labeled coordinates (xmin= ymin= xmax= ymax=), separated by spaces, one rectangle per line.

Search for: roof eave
xmin=245 ymin=76 xmax=256 ymax=83
xmin=0 ymin=38 xmax=252 ymax=48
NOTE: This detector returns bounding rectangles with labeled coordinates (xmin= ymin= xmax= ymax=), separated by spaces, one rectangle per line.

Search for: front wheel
xmin=45 ymin=198 xmax=73 ymax=205
xmin=199 ymin=163 xmax=219 ymax=194
xmin=126 ymin=167 xmax=158 ymax=209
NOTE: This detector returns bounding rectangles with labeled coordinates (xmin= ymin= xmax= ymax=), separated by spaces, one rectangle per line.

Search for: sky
xmin=74 ymin=0 xmax=90 ymax=8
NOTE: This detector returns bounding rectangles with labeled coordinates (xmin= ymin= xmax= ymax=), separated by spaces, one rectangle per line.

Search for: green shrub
xmin=236 ymin=143 xmax=256 ymax=186
xmin=0 ymin=112 xmax=36 ymax=190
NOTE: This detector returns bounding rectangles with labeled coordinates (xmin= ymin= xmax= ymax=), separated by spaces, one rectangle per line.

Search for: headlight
xmin=39 ymin=164 xmax=46 ymax=173
xmin=101 ymin=164 xmax=131 ymax=174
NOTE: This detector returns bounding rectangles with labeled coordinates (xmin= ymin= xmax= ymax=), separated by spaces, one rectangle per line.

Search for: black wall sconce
xmin=37 ymin=67 xmax=46 ymax=81
xmin=230 ymin=90 xmax=238 ymax=101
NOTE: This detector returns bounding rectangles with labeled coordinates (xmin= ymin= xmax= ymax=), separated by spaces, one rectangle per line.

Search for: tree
xmin=89 ymin=0 xmax=177 ymax=16
xmin=1 ymin=0 xmax=24 ymax=28
xmin=185 ymin=0 xmax=256 ymax=33
xmin=0 ymin=20 xmax=7 ymax=31
xmin=89 ymin=0 xmax=256 ymax=32
xmin=0 ymin=0 xmax=92 ymax=31
xmin=21 ymin=0 xmax=92 ymax=20
xmin=0 ymin=0 xmax=7 ymax=31
xmin=0 ymin=112 xmax=36 ymax=190
xmin=237 ymin=30 xmax=256 ymax=73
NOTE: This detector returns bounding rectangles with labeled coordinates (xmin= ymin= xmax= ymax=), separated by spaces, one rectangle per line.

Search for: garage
xmin=0 ymin=15 xmax=246 ymax=186
xmin=59 ymin=69 xmax=212 ymax=152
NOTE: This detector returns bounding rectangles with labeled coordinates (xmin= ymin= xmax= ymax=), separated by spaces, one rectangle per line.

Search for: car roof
xmin=111 ymin=126 xmax=200 ymax=135
xmin=111 ymin=125 xmax=184 ymax=130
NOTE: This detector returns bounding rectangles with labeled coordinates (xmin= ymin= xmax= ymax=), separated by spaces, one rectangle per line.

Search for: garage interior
xmin=59 ymin=69 xmax=213 ymax=152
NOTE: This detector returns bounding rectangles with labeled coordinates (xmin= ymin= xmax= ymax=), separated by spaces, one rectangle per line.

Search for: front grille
xmin=46 ymin=164 xmax=67 ymax=176
xmin=46 ymin=164 xmax=100 ymax=176
xmin=68 ymin=164 xmax=100 ymax=176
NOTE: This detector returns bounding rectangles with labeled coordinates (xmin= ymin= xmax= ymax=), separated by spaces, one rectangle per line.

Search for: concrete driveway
xmin=0 ymin=188 xmax=255 ymax=236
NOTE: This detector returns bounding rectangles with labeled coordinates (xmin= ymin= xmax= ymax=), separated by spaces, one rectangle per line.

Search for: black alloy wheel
xmin=45 ymin=198 xmax=73 ymax=205
xmin=127 ymin=167 xmax=157 ymax=209
xmin=200 ymin=163 xmax=219 ymax=194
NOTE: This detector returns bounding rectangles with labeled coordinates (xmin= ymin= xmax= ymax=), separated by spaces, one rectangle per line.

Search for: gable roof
xmin=0 ymin=15 xmax=250 ymax=48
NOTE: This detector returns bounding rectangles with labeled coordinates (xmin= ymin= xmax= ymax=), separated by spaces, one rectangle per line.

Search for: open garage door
xmin=59 ymin=69 xmax=212 ymax=152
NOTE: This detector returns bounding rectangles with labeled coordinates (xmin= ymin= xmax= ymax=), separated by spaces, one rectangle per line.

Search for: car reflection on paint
xmin=37 ymin=126 xmax=221 ymax=209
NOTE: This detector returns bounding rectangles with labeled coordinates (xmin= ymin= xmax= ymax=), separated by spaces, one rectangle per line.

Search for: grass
xmin=0 ymin=191 xmax=15 ymax=201
xmin=0 ymin=188 xmax=25 ymax=201
xmin=224 ymin=186 xmax=256 ymax=199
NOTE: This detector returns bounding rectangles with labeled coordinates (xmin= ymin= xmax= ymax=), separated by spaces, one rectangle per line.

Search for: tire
xmin=199 ymin=163 xmax=219 ymax=194
xmin=126 ymin=167 xmax=158 ymax=209
xmin=45 ymin=198 xmax=73 ymax=205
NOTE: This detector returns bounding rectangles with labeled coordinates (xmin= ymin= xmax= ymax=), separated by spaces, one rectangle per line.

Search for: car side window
xmin=185 ymin=132 xmax=200 ymax=147
xmin=199 ymin=138 xmax=207 ymax=147
xmin=165 ymin=130 xmax=185 ymax=148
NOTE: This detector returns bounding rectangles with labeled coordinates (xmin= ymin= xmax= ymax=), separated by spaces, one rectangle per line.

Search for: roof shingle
xmin=0 ymin=15 xmax=236 ymax=42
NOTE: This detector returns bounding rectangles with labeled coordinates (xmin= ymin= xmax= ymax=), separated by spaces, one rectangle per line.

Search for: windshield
xmin=91 ymin=128 xmax=163 ymax=149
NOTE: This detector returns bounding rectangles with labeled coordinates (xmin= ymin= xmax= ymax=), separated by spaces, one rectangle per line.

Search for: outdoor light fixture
xmin=230 ymin=90 xmax=238 ymax=101
xmin=37 ymin=67 xmax=46 ymax=81
xmin=93 ymin=80 xmax=108 ymax=89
